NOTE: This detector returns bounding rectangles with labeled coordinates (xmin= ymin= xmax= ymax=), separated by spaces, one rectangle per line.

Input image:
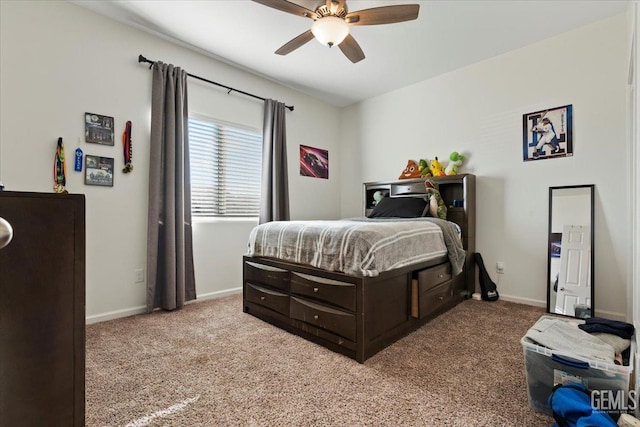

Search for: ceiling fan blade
xmin=345 ymin=4 xmax=420 ymax=25
xmin=339 ymin=34 xmax=365 ymax=63
xmin=251 ymin=0 xmax=318 ymax=20
xmin=275 ymin=30 xmax=315 ymax=55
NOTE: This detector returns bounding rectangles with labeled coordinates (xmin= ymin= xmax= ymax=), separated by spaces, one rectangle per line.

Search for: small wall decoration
xmin=85 ymin=112 xmax=114 ymax=145
xmin=522 ymin=104 xmax=573 ymax=162
xmin=300 ymin=145 xmax=328 ymax=179
xmin=84 ymin=155 xmax=114 ymax=187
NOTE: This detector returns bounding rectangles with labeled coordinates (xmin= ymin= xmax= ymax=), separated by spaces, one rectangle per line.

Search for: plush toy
xmin=398 ymin=160 xmax=422 ymax=179
xmin=445 ymin=151 xmax=465 ymax=176
xmin=429 ymin=157 xmax=446 ymax=177
xmin=424 ymin=179 xmax=447 ymax=220
xmin=372 ymin=191 xmax=385 ymax=206
xmin=418 ymin=159 xmax=431 ymax=177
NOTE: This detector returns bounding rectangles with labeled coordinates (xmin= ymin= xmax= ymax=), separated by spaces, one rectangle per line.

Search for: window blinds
xmin=189 ymin=116 xmax=262 ymax=217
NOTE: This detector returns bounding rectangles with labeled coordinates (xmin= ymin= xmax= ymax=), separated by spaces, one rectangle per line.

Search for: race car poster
xmin=522 ymin=104 xmax=573 ymax=162
xmin=300 ymin=145 xmax=328 ymax=179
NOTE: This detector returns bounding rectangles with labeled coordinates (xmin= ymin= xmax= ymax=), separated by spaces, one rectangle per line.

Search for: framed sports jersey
xmin=522 ymin=104 xmax=573 ymax=162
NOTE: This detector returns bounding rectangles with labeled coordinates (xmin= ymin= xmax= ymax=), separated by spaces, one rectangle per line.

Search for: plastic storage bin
xmin=521 ymin=315 xmax=635 ymax=416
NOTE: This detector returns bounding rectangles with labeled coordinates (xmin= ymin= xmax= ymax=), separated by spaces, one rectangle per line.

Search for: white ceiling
xmin=73 ymin=0 xmax=628 ymax=107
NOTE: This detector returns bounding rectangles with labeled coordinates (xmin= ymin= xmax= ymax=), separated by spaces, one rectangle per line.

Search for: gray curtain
xmin=146 ymin=62 xmax=196 ymax=312
xmin=259 ymin=99 xmax=290 ymax=224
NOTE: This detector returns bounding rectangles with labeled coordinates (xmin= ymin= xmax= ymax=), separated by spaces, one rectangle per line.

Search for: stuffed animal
xmin=445 ymin=152 xmax=465 ymax=176
xmin=372 ymin=191 xmax=385 ymax=206
xmin=398 ymin=160 xmax=422 ymax=179
xmin=418 ymin=159 xmax=431 ymax=177
xmin=424 ymin=179 xmax=447 ymax=220
xmin=429 ymin=157 xmax=446 ymax=177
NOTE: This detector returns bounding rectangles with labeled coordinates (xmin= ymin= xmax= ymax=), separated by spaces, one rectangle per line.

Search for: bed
xmin=242 ymin=174 xmax=476 ymax=363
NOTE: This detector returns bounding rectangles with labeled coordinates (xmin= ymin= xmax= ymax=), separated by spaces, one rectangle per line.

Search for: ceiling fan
xmin=251 ymin=0 xmax=420 ymax=63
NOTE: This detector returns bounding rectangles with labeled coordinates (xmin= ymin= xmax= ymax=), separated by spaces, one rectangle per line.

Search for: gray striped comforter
xmin=247 ymin=217 xmax=465 ymax=277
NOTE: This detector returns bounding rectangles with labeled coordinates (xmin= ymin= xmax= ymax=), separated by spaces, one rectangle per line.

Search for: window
xmin=189 ymin=115 xmax=262 ymax=217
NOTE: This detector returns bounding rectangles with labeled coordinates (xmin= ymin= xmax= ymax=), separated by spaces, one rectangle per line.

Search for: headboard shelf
xmin=363 ymin=174 xmax=476 ymax=292
xmin=364 ymin=174 xmax=474 ymax=215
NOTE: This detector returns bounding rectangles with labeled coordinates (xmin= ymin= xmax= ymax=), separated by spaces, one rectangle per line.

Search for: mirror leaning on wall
xmin=546 ymin=185 xmax=595 ymax=319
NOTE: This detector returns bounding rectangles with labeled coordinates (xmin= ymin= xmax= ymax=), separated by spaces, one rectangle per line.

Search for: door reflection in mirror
xmin=547 ymin=185 xmax=594 ymax=318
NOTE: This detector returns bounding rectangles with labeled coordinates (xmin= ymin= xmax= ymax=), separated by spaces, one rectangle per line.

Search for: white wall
xmin=0 ymin=1 xmax=342 ymax=321
xmin=340 ymin=15 xmax=630 ymax=318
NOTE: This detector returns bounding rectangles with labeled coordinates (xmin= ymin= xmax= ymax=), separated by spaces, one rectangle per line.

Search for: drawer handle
xmin=313 ymin=314 xmax=319 ymax=320
xmin=438 ymin=274 xmax=444 ymax=278
xmin=260 ymin=296 xmax=266 ymax=301
xmin=313 ymin=287 xmax=319 ymax=293
xmin=438 ymin=296 xmax=444 ymax=300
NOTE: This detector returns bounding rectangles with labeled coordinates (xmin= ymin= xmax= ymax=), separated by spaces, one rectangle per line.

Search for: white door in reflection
xmin=555 ymin=225 xmax=591 ymax=316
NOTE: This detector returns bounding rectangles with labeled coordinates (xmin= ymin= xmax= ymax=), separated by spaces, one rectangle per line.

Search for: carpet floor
xmin=86 ymin=294 xmax=553 ymax=426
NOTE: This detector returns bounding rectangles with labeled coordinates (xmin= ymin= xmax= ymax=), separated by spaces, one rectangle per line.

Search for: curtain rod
xmin=138 ymin=55 xmax=294 ymax=111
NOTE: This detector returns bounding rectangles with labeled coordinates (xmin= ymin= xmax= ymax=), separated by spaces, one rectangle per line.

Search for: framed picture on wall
xmin=84 ymin=155 xmax=114 ymax=187
xmin=85 ymin=112 xmax=114 ymax=145
xmin=522 ymin=104 xmax=573 ymax=162
xmin=300 ymin=145 xmax=329 ymax=179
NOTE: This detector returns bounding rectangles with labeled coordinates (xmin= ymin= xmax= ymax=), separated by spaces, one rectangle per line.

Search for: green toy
xmin=445 ymin=151 xmax=465 ymax=176
xmin=418 ymin=159 xmax=431 ymax=177
xmin=424 ymin=178 xmax=447 ymax=220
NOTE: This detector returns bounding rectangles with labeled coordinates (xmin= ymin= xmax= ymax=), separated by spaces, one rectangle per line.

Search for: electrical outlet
xmin=135 ymin=268 xmax=145 ymax=283
xmin=496 ymin=262 xmax=505 ymax=274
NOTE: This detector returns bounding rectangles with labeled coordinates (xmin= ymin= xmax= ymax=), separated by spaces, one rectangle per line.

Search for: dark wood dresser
xmin=0 ymin=192 xmax=85 ymax=426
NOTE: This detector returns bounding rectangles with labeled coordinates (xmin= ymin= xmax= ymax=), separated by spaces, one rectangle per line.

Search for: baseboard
xmin=86 ymin=305 xmax=147 ymax=324
xmin=498 ymin=294 xmax=546 ymax=308
xmin=592 ymin=308 xmax=628 ymax=321
xmin=497 ymin=294 xmax=627 ymax=321
xmin=188 ymin=287 xmax=242 ymax=303
xmin=86 ymin=287 xmax=243 ymax=324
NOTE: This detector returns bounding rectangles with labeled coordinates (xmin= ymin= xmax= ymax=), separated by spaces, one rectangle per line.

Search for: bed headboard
xmin=363 ymin=174 xmax=476 ymax=292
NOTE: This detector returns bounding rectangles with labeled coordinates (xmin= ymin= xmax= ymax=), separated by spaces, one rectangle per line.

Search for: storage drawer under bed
xmin=411 ymin=262 xmax=454 ymax=319
xmin=244 ymin=261 xmax=290 ymax=291
xmin=290 ymin=297 xmax=356 ymax=342
xmin=419 ymin=281 xmax=453 ymax=318
xmin=417 ymin=263 xmax=451 ymax=291
xmin=290 ymin=272 xmax=356 ymax=311
xmin=245 ymin=283 xmax=289 ymax=316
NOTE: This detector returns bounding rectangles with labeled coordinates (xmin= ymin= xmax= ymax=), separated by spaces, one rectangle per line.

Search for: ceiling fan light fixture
xmin=311 ymin=16 xmax=349 ymax=47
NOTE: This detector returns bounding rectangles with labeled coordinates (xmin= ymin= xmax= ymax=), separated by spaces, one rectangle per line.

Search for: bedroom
xmin=0 ymin=0 xmax=638 ymax=424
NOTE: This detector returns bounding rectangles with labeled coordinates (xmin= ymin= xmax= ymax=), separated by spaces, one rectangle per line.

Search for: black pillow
xmin=368 ymin=196 xmax=427 ymax=218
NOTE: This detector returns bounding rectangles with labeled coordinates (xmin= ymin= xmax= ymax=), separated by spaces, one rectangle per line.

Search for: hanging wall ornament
xmin=53 ymin=137 xmax=68 ymax=194
xmin=74 ymin=138 xmax=83 ymax=172
xmin=122 ymin=121 xmax=133 ymax=173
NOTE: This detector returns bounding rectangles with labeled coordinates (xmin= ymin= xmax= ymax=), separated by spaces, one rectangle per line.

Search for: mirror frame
xmin=546 ymin=184 xmax=595 ymax=318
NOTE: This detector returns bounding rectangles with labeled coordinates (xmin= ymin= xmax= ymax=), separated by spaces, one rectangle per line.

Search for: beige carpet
xmin=86 ymin=294 xmax=553 ymax=426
